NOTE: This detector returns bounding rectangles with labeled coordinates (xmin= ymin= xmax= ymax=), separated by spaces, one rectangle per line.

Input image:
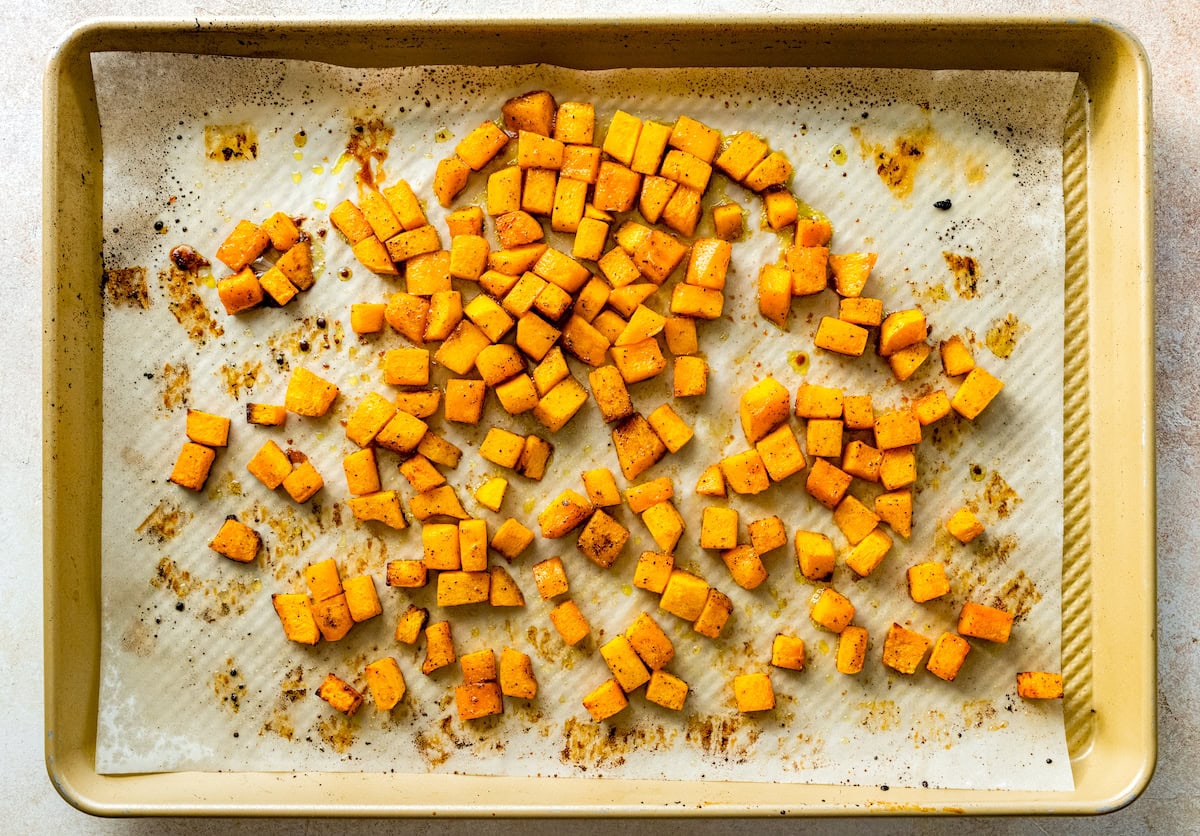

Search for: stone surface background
xmin=7 ymin=1 xmax=1193 ymax=831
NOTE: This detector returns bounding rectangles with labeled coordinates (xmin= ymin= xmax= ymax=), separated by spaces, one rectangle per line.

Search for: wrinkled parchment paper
xmin=93 ymin=53 xmax=1076 ymax=791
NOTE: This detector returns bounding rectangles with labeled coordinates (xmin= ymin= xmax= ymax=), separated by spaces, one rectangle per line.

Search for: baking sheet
xmin=93 ymin=54 xmax=1075 ymax=791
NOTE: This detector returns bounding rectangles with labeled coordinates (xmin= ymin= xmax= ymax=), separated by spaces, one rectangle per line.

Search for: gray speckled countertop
xmin=9 ymin=2 xmax=1195 ymax=832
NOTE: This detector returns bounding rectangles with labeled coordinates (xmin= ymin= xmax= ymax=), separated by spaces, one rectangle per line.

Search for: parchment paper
xmin=93 ymin=53 xmax=1076 ymax=791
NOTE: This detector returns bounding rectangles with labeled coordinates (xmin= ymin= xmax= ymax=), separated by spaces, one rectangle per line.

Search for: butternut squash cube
xmin=435 ymin=320 xmax=493 ymax=376
xmin=551 ymin=177 xmax=588 ymax=233
xmin=455 ymin=681 xmax=504 ymax=721
xmin=577 ymin=509 xmax=631 ymax=568
xmin=914 ymin=389 xmax=953 ymax=425
xmin=711 ymin=202 xmax=745 ymax=240
xmin=787 ymin=245 xmax=828 ymax=296
xmin=480 ymin=427 xmax=526 ymax=469
xmin=491 ymin=518 xmax=535 ymax=560
xmin=721 ymin=449 xmax=771 ymax=495
xmin=646 ymin=670 xmax=689 ymax=710
xmin=317 ymin=673 xmax=363 ymax=716
xmin=489 ymin=565 xmax=526 ymax=607
xmin=806 ymin=458 xmax=853 ymax=509
xmin=668 ymin=115 xmax=721 ymax=163
xmin=601 ymin=635 xmax=651 ymax=692
xmin=663 ymin=316 xmax=698 ymax=355
xmin=473 ymin=476 xmax=508 ymax=512
xmin=437 ymin=570 xmax=491 ymax=607
xmin=700 ymin=506 xmax=739 ymax=550
xmin=573 ymin=217 xmax=609 ymax=261
xmin=448 ymin=234 xmax=489 ymax=281
xmin=360 ymin=188 xmax=404 ymax=241
xmin=399 ymin=453 xmax=446 ymax=495
xmin=532 ymin=346 xmax=571 ymax=396
xmin=612 ymin=414 xmax=667 ymax=481
xmin=878 ymin=309 xmax=928 ymax=356
xmin=951 ymin=367 xmax=1004 ymax=420
xmin=673 ymin=356 xmax=708 ymax=398
xmin=311 ymin=595 xmax=353 ymax=642
xmin=795 ymin=530 xmax=836 ymax=582
xmin=364 ymin=657 xmax=406 ymax=711
xmin=603 ymin=110 xmax=642 ymax=165
xmin=598 ymin=246 xmax=641 ymax=289
xmin=517 ymin=130 xmax=564 ymax=170
xmin=303 ymin=564 xmax=341 ymax=606
xmin=661 ymin=149 xmax=712 ymax=192
xmin=882 ymin=623 xmax=932 ymax=675
xmin=833 ymin=495 xmax=880 ymax=545
xmin=633 ymin=551 xmax=675 ymax=594
xmin=739 ymin=377 xmax=790 ymax=444
xmin=1016 ymin=672 xmax=1064 ymax=699
xmin=549 ymin=599 xmax=591 ymax=646
xmin=837 ymin=625 xmax=869 ymax=674
xmin=758 ymin=264 xmax=793 ymax=327
xmin=216 ymin=267 xmax=264 ymax=314
xmin=693 ymin=588 xmax=734 ymax=638
xmin=771 ymin=634 xmax=806 ymax=671
xmin=385 ymin=292 xmax=430 ymax=345
xmin=500 ymin=648 xmax=538 ymax=699
xmin=639 ymin=175 xmax=678 ymax=223
xmin=793 ymin=384 xmax=843 ymax=421
xmin=608 ymin=284 xmax=657 ymax=318
xmin=661 ymin=184 xmax=705 ymax=239
xmin=795 ymin=216 xmax=833 ymax=247
xmin=670 ymin=284 xmax=724 ymax=319
xmin=209 ymin=518 xmax=260 ymax=563
xmin=245 ymin=440 xmax=291 ymax=490
xmin=733 ymin=673 xmax=775 ymax=713
xmin=748 ymin=516 xmax=787 ymax=555
xmin=829 ymin=252 xmax=877 ymax=297
xmin=647 ymin=404 xmax=693 ymax=453
xmin=839 ymin=296 xmax=884 ymax=327
xmin=538 ymin=490 xmax=593 ymax=538
xmin=908 ymin=561 xmax=950 ymax=603
xmin=722 ymin=544 xmax=767 ymax=590
xmin=422 ymin=620 xmax=456 ymax=674
xmin=445 ymin=205 xmax=483 ymax=237
xmin=642 ymin=501 xmax=685 ymax=553
xmin=282 ymin=460 xmax=323 ymax=503
xmin=743 ymin=151 xmax=793 ymax=192
xmin=845 ymin=528 xmax=893 ymax=577
xmin=874 ymin=409 xmax=922 ymax=450
xmin=842 ymin=440 xmax=883 ymax=482
xmin=533 ymin=556 xmax=570 ymax=600
xmin=583 ymin=678 xmax=629 ymax=722
xmin=383 ymin=347 xmax=430 ymax=387
xmin=475 ymin=343 xmax=525 ymax=386
xmin=888 ymin=341 xmax=932 ymax=382
xmin=659 ymin=570 xmax=710 ymax=622
xmin=170 ymin=442 xmax=216 ymax=491
xmin=715 ymin=131 xmax=769 ymax=181
xmin=879 ymin=446 xmax=917 ymax=491
xmin=375 ymin=410 xmax=428 ymax=456
xmin=330 ymin=201 xmax=373 ymax=245
xmin=495 ymin=374 xmax=540 ymax=415
xmin=444 ymin=379 xmax=486 ymax=424
xmin=958 ymin=602 xmax=1014 ymax=643
xmin=806 ymin=418 xmax=844 ymax=459
xmin=418 ymin=432 xmax=461 ymax=469
xmin=489 ymin=243 xmax=548 ymax=276
xmin=946 ymin=508 xmax=985 ymax=543
xmin=422 ymin=523 xmax=461 ymax=571
xmin=503 ymin=89 xmax=556 ymax=136
xmin=348 ymin=491 xmax=408 ymax=530
xmin=811 ymin=588 xmax=855 ymax=633
xmin=626 ymin=612 xmax=675 ymax=670
xmin=625 ymin=477 xmax=674 ymax=514
xmin=394 ymin=604 xmax=428 ymax=644
xmin=495 ymin=208 xmax=543 ymax=247
xmin=582 ymin=467 xmax=622 ymax=508
xmin=926 ymin=633 xmax=972 ymax=682
xmin=615 ymin=305 xmax=666 ymax=347
xmin=343 ymin=575 xmax=382 ymax=622
xmin=384 ymin=180 xmax=428 ymax=231
xmin=876 ymin=489 xmax=913 ymax=538
xmin=216 ymin=219 xmax=270 ymax=271
xmin=751 ymin=423 xmax=805 ymax=483
xmin=532 ymin=376 xmax=589 ymax=432
xmin=245 ymin=403 xmax=287 ymax=427
xmin=455 ymin=121 xmax=509 ymax=171
xmin=814 ymin=316 xmax=868 ymax=356
xmin=384 ymin=225 xmax=441 ymax=265
xmin=560 ymin=143 xmax=601 ymax=181
xmin=940 ymin=334 xmax=976 ymax=377
xmin=285 ymin=367 xmax=338 ymax=417
xmin=409 ymin=485 xmax=469 ymax=521
xmin=350 ymin=302 xmax=387 ymax=335
xmin=594 ymin=161 xmax=641 ymax=212
xmin=842 ymin=394 xmax=875 ymax=430
xmin=560 ymin=315 xmax=611 ymax=367
xmin=272 ymin=593 xmax=319 ymax=645
xmin=517 ymin=434 xmax=554 ymax=481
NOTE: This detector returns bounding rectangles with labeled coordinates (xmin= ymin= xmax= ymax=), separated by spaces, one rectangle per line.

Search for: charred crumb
xmin=934 ymin=199 xmax=952 ymax=210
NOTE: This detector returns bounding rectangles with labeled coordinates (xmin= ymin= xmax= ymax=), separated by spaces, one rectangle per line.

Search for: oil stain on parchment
xmin=101 ymin=266 xmax=150 ymax=309
xmin=909 ymin=279 xmax=951 ymax=305
xmin=985 ymin=313 xmax=1028 ymax=359
xmin=910 ymin=709 xmax=955 ymax=750
xmin=160 ymin=361 xmax=190 ymax=410
xmin=260 ymin=665 xmax=306 ymax=741
xmin=982 ymin=470 xmax=1023 ymax=519
xmin=993 ymin=570 xmax=1042 ymax=620
xmin=150 ymin=556 xmax=197 ymax=597
xmin=120 ymin=619 xmax=156 ymax=658
xmin=943 ymin=251 xmax=981 ymax=300
xmin=858 ymin=700 xmax=901 ymax=733
xmin=266 ymin=316 xmax=342 ymax=366
xmin=852 ymin=124 xmax=935 ymax=201
xmin=148 ymin=555 xmax=262 ymax=620
xmin=415 ymin=715 xmax=469 ymax=768
xmin=205 ymin=124 xmax=258 ymax=162
xmin=316 ymin=714 xmax=358 ymax=755
xmin=212 ymin=658 xmax=247 ymax=714
xmin=135 ymin=500 xmax=192 ymax=543
xmin=161 ymin=264 xmax=224 ymax=346
xmin=684 ymin=714 xmax=761 ymax=763
xmin=219 ymin=360 xmax=265 ymax=400
xmin=560 ymin=717 xmax=674 ymax=770
xmin=346 ymin=116 xmax=394 ymax=188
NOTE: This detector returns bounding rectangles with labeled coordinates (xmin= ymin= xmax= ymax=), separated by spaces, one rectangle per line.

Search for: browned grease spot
xmin=994 ymin=570 xmax=1042 ymax=620
xmin=205 ymin=124 xmax=258 ymax=162
xmin=120 ymin=619 xmax=155 ymax=657
xmin=943 ymin=251 xmax=981 ymax=300
xmin=170 ymin=245 xmax=210 ymax=272
xmin=560 ymin=716 xmax=672 ymax=770
xmin=977 ymin=533 xmax=1020 ymax=567
xmin=261 ymin=665 xmax=306 ymax=741
xmin=852 ymin=124 xmax=934 ymax=200
xmin=965 ymin=159 xmax=988 ymax=186
xmin=342 ymin=537 xmax=389 ymax=577
xmin=101 ymin=266 xmax=150 ymax=309
xmin=909 ymin=279 xmax=951 ymax=304
xmin=160 ymin=361 xmax=190 ymax=410
xmin=961 ymin=699 xmax=997 ymax=729
xmin=150 ymin=556 xmax=196 ymax=597
xmin=253 ymin=503 xmax=321 ymax=578
xmin=316 ymin=714 xmax=357 ymax=754
xmin=983 ymin=471 xmax=1023 ymax=519
xmin=985 ymin=313 xmax=1027 ymax=359
xmin=857 ymin=699 xmax=900 ymax=733
xmin=266 ymin=316 xmax=342 ymax=364
xmin=212 ymin=657 xmax=246 ymax=714
xmin=683 ymin=714 xmax=761 ymax=762
xmin=525 ymin=625 xmax=562 ymax=665
xmin=135 ymin=500 xmax=192 ymax=543
xmin=220 ymin=360 xmax=265 ymax=400
xmin=161 ymin=265 xmax=224 ymax=345
xmin=206 ymin=470 xmax=244 ymax=501
xmin=196 ymin=576 xmax=263 ymax=623
xmin=910 ymin=709 xmax=954 ymax=750
xmin=347 ymin=117 xmax=394 ymax=188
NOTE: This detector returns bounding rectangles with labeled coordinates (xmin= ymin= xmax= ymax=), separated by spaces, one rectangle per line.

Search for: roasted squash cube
xmin=532 ymin=377 xmax=589 ymax=433
xmin=711 ymin=201 xmax=745 ymax=240
xmin=311 ymin=594 xmax=354 ymax=642
xmin=170 ymin=441 xmax=216 ymax=491
xmin=517 ymin=130 xmax=565 ymax=170
xmin=437 ymin=571 xmax=490 ymax=607
xmin=216 ymin=219 xmax=270 ymax=271
xmin=646 ymin=670 xmax=689 ymax=710
xmin=538 ymin=490 xmax=593 ymax=538
xmin=829 ymin=252 xmax=877 ymax=297
xmin=626 ymin=612 xmax=675 ymax=670
xmin=583 ymin=678 xmax=629 ymax=722
xmin=946 ymin=508 xmax=985 ymax=543
xmin=455 ymin=681 xmax=504 ymax=721
xmin=693 ymin=588 xmax=733 ymax=638
xmin=491 ymin=517 xmax=534 ymax=560
xmin=364 ymin=657 xmax=406 ymax=710
xmin=951 ymin=367 xmax=1004 ymax=420
xmin=958 ymin=602 xmax=1014 ymax=643
xmin=422 ymin=620 xmax=456 ymax=674
xmin=394 ymin=604 xmax=428 ymax=644
xmin=577 ymin=509 xmax=631 ymax=568
xmin=642 ymin=501 xmax=685 ymax=553
xmin=533 ymin=556 xmax=570 ymax=600
xmin=601 ymin=635 xmax=651 ymax=692
xmin=739 ymin=377 xmax=790 ymax=444
xmin=875 ymin=409 xmax=922 ymax=450
xmin=500 ymin=648 xmax=538 ymax=699
xmin=385 ymin=180 xmax=429 ymax=231
xmin=317 ymin=673 xmax=363 ymax=716
xmin=550 ymin=599 xmax=591 ymax=646
xmin=343 ymin=574 xmax=382 ymax=622
xmin=434 ymin=320 xmax=492 ymax=376
xmin=673 ymin=356 xmax=708 ymax=398
xmin=647 ymin=404 xmax=693 ymax=453
xmin=715 ymin=131 xmax=769 ymax=181
xmin=845 ymin=528 xmax=892 ymax=577
xmin=771 ymin=634 xmax=806 ymax=671
xmin=612 ymin=414 xmax=667 ymax=481
xmin=926 ymin=632 xmax=972 ymax=682
xmin=349 ymin=491 xmax=408 ymax=529
xmin=385 ymin=292 xmax=430 ymax=345
xmin=888 ymin=341 xmax=932 ymax=382
xmin=503 ymin=90 xmax=556 ymax=136
xmin=814 ymin=317 xmax=868 ymax=356
xmin=445 ymin=205 xmax=483 ymax=237
xmin=811 ymin=588 xmax=855 ymax=633
xmin=733 ymin=672 xmax=775 ymax=713
xmin=330 ymin=200 xmax=373 ymax=245
xmin=914 ymin=389 xmax=953 ymax=426
xmin=722 ymin=544 xmax=767 ymax=591
xmin=795 ymin=383 xmax=843 ymax=420
xmin=488 ymin=564 xmax=526 ymax=607
xmin=209 ymin=517 xmax=260 ymax=563
xmin=282 ymin=459 xmax=323 ymax=503
xmin=473 ymin=476 xmax=508 ymax=512
xmin=837 ymin=625 xmax=869 ymax=674
xmin=743 ymin=151 xmax=792 ymax=192
xmin=216 ymin=267 xmax=264 ymax=314
xmin=907 ymin=561 xmax=950 ymax=603
xmin=842 ymin=394 xmax=874 ymax=430
xmin=456 ymin=121 xmax=509 ymax=171
xmin=422 ymin=523 xmax=461 ymax=571
xmin=1016 ymin=672 xmax=1064 ymax=699
xmin=876 ymin=490 xmax=913 ymax=538
xmin=700 ymin=506 xmax=739 ymax=550
xmin=659 ymin=570 xmax=709 ymax=622
xmin=806 ymin=418 xmax=844 ymax=459
xmin=398 ymin=453 xmax=446 ymax=495
xmin=444 ymin=379 xmax=486 ymax=424
xmin=245 ymin=403 xmax=287 ymax=427
xmin=882 ymin=623 xmax=932 ymax=675
xmin=758 ymin=264 xmax=793 ymax=326
xmin=838 ymin=296 xmax=884 ymax=327
xmin=747 ymin=516 xmax=787 ymax=555
xmin=940 ymin=335 xmax=976 ymax=377
xmin=285 ymin=367 xmax=338 ymax=417
xmin=374 ymin=410 xmax=428 ymax=456
xmin=833 ymin=495 xmax=880 ymax=545
xmin=806 ymin=458 xmax=852 ymax=509
xmin=795 ymin=530 xmax=836 ymax=582
xmin=721 ymin=449 xmax=771 ymax=495
xmin=633 ymin=551 xmax=675 ymax=594
xmin=245 ymin=440 xmax=291 ymax=490
xmin=272 ymin=593 xmax=319 ymax=645
xmin=409 ymin=485 xmax=469 ymax=521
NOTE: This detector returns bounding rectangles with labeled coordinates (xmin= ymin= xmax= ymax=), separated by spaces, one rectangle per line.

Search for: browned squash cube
xmin=645 ymin=670 xmax=689 ymax=711
xmin=170 ymin=442 xmax=216 ymax=491
xmin=582 ymin=678 xmax=628 ymax=722
xmin=882 ymin=623 xmax=932 ymax=675
xmin=600 ymin=635 xmax=651 ymax=692
xmin=185 ymin=409 xmax=230 ymax=447
xmin=926 ymin=633 xmax=972 ymax=682
xmin=317 ymin=673 xmax=363 ymax=716
xmin=733 ymin=672 xmax=775 ymax=713
xmin=456 ymin=681 xmax=504 ymax=721
xmin=748 ymin=516 xmax=787 ymax=555
xmin=837 ymin=625 xmax=869 ymax=675
xmin=386 ymin=560 xmax=427 ymax=589
xmin=245 ymin=440 xmax=291 ymax=490
xmin=693 ymin=588 xmax=733 ymax=638
xmin=612 ymin=413 xmax=667 ymax=481
xmin=488 ymin=565 xmax=526 ymax=607
xmin=633 ymin=550 xmax=675 ymax=594
xmin=958 ymin=602 xmax=1014 ymax=643
xmin=626 ymin=612 xmax=675 ymax=670
xmin=845 ymin=528 xmax=893 ymax=578
xmin=795 ymin=530 xmax=836 ymax=582
xmin=209 ymin=517 xmax=260 ymax=563
xmin=216 ymin=219 xmax=271 ymax=271
xmin=533 ymin=556 xmax=570 ymax=600
xmin=1016 ymin=672 xmax=1064 ymax=699
xmin=771 ymin=634 xmax=806 ymax=671
xmin=422 ymin=621 xmax=456 ymax=674
xmin=272 ymin=593 xmax=320 ymax=645
xmin=364 ymin=657 xmax=406 ymax=711
xmin=348 ymin=490 xmax=408 ymax=530
xmin=394 ymin=604 xmax=428 ymax=644
xmin=538 ymin=490 xmax=593 ymax=538
xmin=833 ymin=495 xmax=880 ymax=545
xmin=907 ymin=561 xmax=951 ymax=603
xmin=659 ymin=569 xmax=709 ymax=622
xmin=810 ymin=588 xmax=855 ymax=633
xmin=491 ymin=518 xmax=535 ymax=561
xmin=722 ymin=545 xmax=767 ymax=591
xmin=500 ymin=647 xmax=538 ymax=699
xmin=577 ymin=509 xmax=631 ymax=569
xmin=549 ymin=599 xmax=591 ymax=646
xmin=720 ymin=449 xmax=770 ymax=495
